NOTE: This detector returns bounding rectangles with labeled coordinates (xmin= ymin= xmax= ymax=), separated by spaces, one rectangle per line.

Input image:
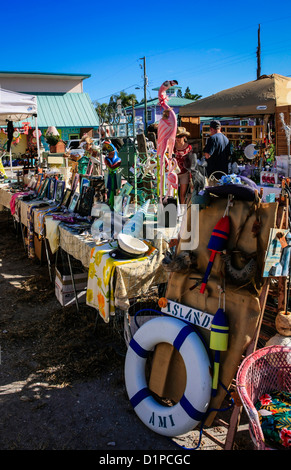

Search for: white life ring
xmin=124 ymin=316 xmax=212 ymax=437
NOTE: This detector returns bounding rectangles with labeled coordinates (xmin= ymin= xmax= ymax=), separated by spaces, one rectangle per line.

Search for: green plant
xmin=45 ymin=132 xmax=60 ymax=146
xmin=265 ymin=143 xmax=275 ymax=163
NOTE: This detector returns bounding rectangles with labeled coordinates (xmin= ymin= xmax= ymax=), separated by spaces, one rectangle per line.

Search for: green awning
xmin=16 ymin=92 xmax=99 ymax=128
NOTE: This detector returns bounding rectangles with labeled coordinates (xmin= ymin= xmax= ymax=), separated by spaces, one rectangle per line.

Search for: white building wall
xmin=0 ymin=76 xmax=83 ymax=93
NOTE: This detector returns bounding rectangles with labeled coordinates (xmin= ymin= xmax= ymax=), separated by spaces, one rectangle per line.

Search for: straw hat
xmin=176 ymin=127 xmax=190 ymax=138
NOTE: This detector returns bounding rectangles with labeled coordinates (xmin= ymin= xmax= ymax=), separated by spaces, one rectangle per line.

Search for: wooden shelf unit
xmin=202 ymin=125 xmax=264 ymax=148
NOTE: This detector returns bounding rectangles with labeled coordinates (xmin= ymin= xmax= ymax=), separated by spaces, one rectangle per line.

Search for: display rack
xmin=202 ymin=125 xmax=264 ymax=148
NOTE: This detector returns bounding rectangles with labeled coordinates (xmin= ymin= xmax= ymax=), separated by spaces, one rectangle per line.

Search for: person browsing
xmin=203 ymin=120 xmax=230 ymax=178
xmin=174 ymin=127 xmax=192 ymax=204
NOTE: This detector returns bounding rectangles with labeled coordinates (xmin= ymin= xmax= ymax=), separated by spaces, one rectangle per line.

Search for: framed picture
xmin=61 ymin=188 xmax=72 ymax=207
xmin=55 ymin=180 xmax=65 ymax=203
xmin=71 ymin=173 xmax=79 ymax=193
xmin=80 ymin=177 xmax=90 ymax=194
xmin=39 ymin=178 xmax=49 ymax=199
xmin=263 ymin=228 xmax=290 ymax=277
xmin=48 ymin=178 xmax=56 ymax=200
xmin=78 ymin=186 xmax=95 ymax=216
xmin=68 ymin=192 xmax=80 ymax=213
xmin=114 ymin=182 xmax=133 ymax=213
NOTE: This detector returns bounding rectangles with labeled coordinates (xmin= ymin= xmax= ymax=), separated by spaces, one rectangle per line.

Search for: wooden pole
xmin=257 ymin=24 xmax=261 ymax=79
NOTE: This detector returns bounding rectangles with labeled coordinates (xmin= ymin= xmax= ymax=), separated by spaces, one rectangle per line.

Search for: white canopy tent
xmin=0 ymin=87 xmax=39 ymax=175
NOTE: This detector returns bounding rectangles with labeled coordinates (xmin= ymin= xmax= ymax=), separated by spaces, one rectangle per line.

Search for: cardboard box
xmin=149 ymin=342 xmax=186 ymax=403
xmin=34 ymin=233 xmax=54 ymax=262
xmin=34 ymin=233 xmax=45 ymax=262
xmin=55 ymin=267 xmax=87 ymax=306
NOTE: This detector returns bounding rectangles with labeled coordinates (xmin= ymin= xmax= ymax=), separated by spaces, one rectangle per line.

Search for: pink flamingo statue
xmin=164 ymin=157 xmax=178 ymax=200
xmin=157 ymin=80 xmax=178 ymax=201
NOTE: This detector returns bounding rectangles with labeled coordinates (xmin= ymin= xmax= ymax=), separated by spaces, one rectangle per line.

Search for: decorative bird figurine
xmin=157 ymin=80 xmax=178 ymax=201
xmin=102 ymin=141 xmax=121 ymax=170
xmin=102 ymin=141 xmax=121 ymax=209
xmin=164 ymin=157 xmax=178 ymax=200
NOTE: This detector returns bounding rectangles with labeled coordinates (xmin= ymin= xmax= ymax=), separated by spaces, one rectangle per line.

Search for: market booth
xmin=1 ymin=78 xmax=290 ymax=451
xmin=0 ymin=87 xmax=40 ymax=174
xmin=122 ymin=77 xmax=291 ymax=448
xmin=180 ymin=74 xmax=291 ymax=186
xmin=180 ymin=73 xmax=291 ymax=154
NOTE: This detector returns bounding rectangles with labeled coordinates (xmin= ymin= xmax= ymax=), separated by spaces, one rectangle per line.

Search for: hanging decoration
xmin=6 ymin=121 xmax=14 ymax=152
xmin=33 ymin=129 xmax=42 ymax=138
xmin=13 ymin=130 xmax=20 ymax=139
xmin=156 ymin=80 xmax=178 ymax=201
xmin=0 ymin=155 xmax=7 ymax=177
xmin=209 ymin=287 xmax=229 ymax=396
xmin=11 ymin=129 xmax=21 ymax=146
xmin=200 ymin=196 xmax=232 ymax=294
xmin=22 ymin=122 xmax=31 ymax=135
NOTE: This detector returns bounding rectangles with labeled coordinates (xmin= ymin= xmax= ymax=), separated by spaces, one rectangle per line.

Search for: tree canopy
xmin=94 ymin=91 xmax=138 ymax=120
xmin=94 ymin=87 xmax=201 ymax=121
xmin=184 ymin=86 xmax=202 ymax=101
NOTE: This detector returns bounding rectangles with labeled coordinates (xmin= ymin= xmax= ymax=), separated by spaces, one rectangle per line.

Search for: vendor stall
xmin=180 ymin=73 xmax=291 ymax=184
xmin=0 ymin=87 xmax=39 ymax=173
xmin=126 ymin=174 xmax=291 ymax=450
xmin=0 ymin=125 xmax=172 ymax=324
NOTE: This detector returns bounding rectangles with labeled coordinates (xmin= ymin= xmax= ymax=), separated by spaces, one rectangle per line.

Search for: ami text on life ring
xmin=124 ymin=316 xmax=212 ymax=437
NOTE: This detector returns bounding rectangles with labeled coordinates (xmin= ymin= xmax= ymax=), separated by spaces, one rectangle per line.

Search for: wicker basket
xmin=236 ymin=345 xmax=291 ymax=450
xmin=206 ymin=171 xmax=227 ymax=187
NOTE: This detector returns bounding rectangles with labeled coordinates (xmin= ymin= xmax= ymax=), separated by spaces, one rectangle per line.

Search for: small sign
xmin=161 ymin=300 xmax=214 ymax=331
xmin=256 ymin=105 xmax=267 ymax=110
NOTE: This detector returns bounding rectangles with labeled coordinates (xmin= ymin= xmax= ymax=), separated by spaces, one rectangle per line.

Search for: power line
xmin=94 ymin=82 xmax=143 ymax=101
xmin=94 ymin=16 xmax=291 ymax=103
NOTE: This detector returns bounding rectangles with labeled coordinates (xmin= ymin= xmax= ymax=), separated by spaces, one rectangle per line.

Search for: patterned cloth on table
xmin=86 ymin=242 xmax=156 ymax=323
xmin=34 ymin=205 xmax=60 ymax=236
xmin=27 ymin=204 xmax=37 ymax=258
xmin=10 ymin=192 xmax=30 ymax=215
xmin=26 ymin=203 xmax=58 ymax=258
xmin=255 ymin=390 xmax=291 ymax=449
xmin=45 ymin=217 xmax=61 ymax=254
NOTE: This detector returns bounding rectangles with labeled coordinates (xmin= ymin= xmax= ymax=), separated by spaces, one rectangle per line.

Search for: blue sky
xmin=1 ymin=0 xmax=291 ymax=105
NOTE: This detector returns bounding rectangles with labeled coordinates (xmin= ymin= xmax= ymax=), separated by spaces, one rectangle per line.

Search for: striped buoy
xmin=209 ymin=307 xmax=229 ymax=396
xmin=124 ymin=316 xmax=212 ymax=437
xmin=200 ymin=215 xmax=230 ymax=294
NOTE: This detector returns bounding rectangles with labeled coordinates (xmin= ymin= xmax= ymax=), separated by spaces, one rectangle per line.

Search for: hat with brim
xmin=176 ymin=127 xmax=190 ymax=138
xmin=205 ymin=176 xmax=259 ymax=201
xmin=117 ymin=233 xmax=148 ymax=256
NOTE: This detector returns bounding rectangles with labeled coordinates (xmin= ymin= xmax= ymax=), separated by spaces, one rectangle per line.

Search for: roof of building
xmin=17 ymin=92 xmax=99 ymax=128
xmin=133 ymin=96 xmax=195 ymax=109
xmin=152 ymin=85 xmax=182 ymax=91
xmin=0 ymin=71 xmax=91 ymax=80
